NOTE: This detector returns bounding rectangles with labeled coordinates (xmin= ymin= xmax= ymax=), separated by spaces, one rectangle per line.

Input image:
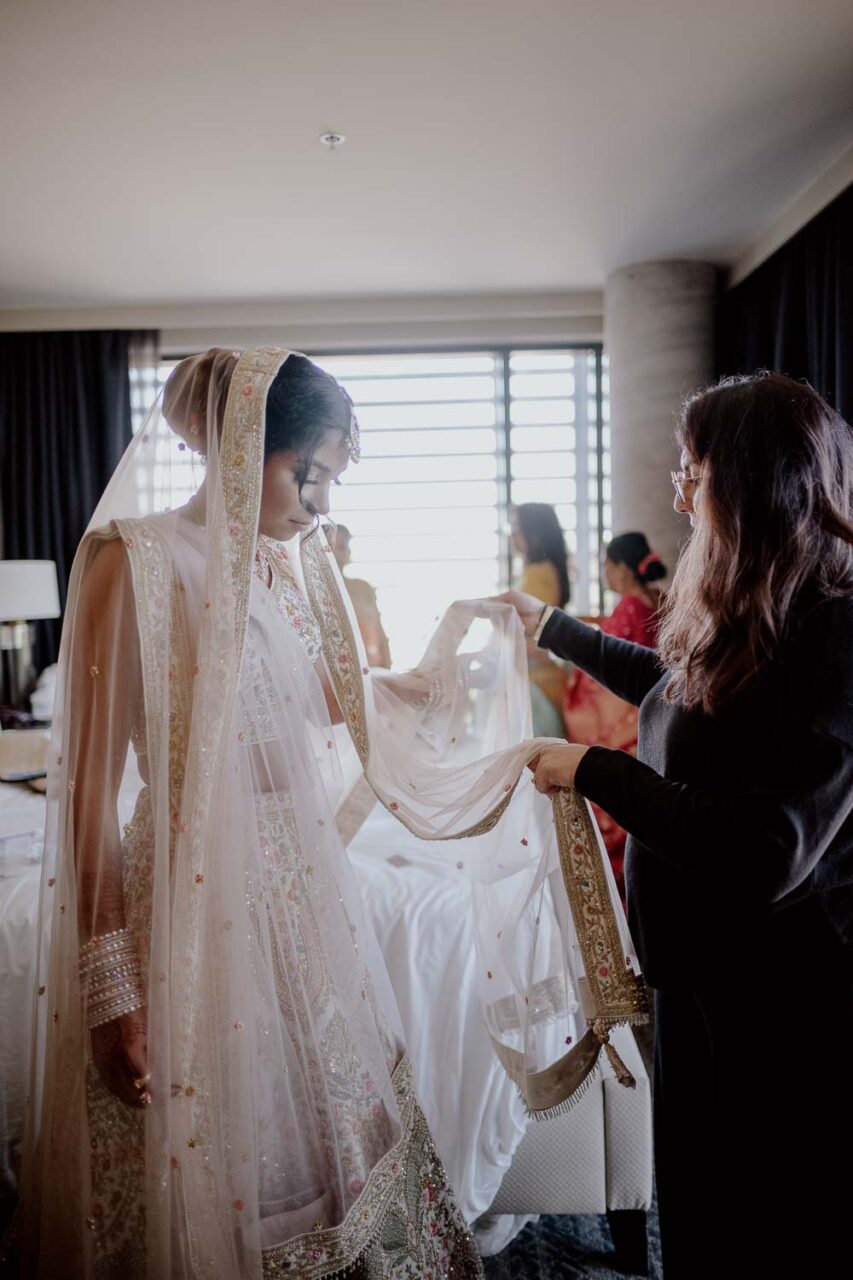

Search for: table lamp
xmin=0 ymin=560 xmax=61 ymax=710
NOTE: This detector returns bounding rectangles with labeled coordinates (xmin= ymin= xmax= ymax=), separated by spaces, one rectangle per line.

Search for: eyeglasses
xmin=670 ymin=469 xmax=702 ymax=502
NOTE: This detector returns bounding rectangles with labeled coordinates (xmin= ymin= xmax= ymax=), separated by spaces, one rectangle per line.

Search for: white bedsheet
xmin=0 ymin=783 xmax=45 ymax=1198
xmin=348 ymin=801 xmax=533 ymax=1253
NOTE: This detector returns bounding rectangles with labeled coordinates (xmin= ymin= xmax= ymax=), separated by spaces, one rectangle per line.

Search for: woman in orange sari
xmin=564 ymin=532 xmax=666 ymax=899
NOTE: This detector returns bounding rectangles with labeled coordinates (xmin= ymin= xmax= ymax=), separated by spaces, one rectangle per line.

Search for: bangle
xmin=79 ymin=927 xmax=145 ymax=1030
xmin=533 ymin=604 xmax=554 ymax=645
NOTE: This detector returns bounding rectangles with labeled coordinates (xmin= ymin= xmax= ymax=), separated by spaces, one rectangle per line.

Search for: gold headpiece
xmin=347 ymin=410 xmax=361 ymax=464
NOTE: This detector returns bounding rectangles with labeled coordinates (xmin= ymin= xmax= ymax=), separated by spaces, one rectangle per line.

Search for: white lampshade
xmin=0 ymin=560 xmax=61 ymax=623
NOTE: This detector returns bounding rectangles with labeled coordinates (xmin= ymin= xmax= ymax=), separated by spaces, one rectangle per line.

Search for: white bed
xmin=0 ymin=782 xmax=45 ymax=1202
xmin=347 ymin=800 xmax=534 ymax=1253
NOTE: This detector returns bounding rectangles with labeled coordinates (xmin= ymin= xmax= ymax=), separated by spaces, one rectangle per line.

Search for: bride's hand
xmin=91 ymin=1007 xmax=150 ymax=1108
xmin=495 ymin=591 xmax=549 ymax=638
xmin=528 ymin=744 xmax=590 ymax=794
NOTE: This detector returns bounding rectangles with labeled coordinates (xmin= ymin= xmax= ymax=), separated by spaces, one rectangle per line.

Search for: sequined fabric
xmin=256 ymin=536 xmax=323 ymax=663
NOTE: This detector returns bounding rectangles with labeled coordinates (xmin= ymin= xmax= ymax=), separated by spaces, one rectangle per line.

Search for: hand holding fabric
xmin=529 ymin=743 xmax=591 ymax=794
xmin=495 ymin=590 xmax=548 ymax=638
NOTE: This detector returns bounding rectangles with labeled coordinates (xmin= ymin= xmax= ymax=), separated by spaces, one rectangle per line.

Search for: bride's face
xmin=258 ymin=431 xmax=351 ymax=540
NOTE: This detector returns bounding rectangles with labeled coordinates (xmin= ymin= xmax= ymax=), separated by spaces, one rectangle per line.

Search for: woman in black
xmin=503 ymin=372 xmax=853 ymax=1279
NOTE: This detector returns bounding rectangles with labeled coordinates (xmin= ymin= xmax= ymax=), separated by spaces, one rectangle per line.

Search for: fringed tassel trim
xmin=602 ymin=1039 xmax=636 ymax=1089
xmin=590 ymin=1009 xmax=650 ymax=1029
xmin=522 ymin=1062 xmax=601 ymax=1122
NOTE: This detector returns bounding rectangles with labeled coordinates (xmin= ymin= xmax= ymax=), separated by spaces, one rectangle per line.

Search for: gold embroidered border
xmin=485 ymin=793 xmax=648 ymax=1115
xmin=172 ymin=347 xmax=280 ymax=975
xmin=302 ymin=533 xmax=370 ymax=764
xmin=168 ymin=348 xmax=291 ymax=1228
xmin=219 ymin=348 xmax=280 ymax=665
xmin=261 ymin=1054 xmax=480 ymax=1278
xmin=552 ymin=788 xmax=649 ymax=1025
xmin=113 ymin=520 xmax=172 ymax=791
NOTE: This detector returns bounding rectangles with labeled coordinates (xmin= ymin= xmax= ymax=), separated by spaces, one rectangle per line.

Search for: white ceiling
xmin=2 ymin=0 xmax=853 ymax=309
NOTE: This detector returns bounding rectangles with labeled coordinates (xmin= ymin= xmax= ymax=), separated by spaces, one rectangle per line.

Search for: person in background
xmin=501 ymin=372 xmax=853 ymax=1280
xmin=332 ymin=523 xmax=393 ymax=668
xmin=564 ymin=532 xmax=667 ymax=899
xmin=510 ymin=502 xmax=570 ymax=737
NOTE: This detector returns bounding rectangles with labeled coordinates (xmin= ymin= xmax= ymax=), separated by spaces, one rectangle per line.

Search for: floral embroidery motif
xmin=301 ymin=535 xmax=370 ymax=764
xmin=256 ymin=536 xmax=323 ymax=664
xmin=262 ymin=1058 xmax=481 ymax=1279
xmin=552 ymin=789 xmax=649 ymax=1026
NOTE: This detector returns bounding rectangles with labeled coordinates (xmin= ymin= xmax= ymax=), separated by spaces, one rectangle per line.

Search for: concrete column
xmin=604 ymin=261 xmax=717 ymax=580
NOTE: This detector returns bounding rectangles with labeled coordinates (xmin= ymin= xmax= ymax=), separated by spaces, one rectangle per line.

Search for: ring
xmin=133 ymin=1073 xmax=152 ymax=1090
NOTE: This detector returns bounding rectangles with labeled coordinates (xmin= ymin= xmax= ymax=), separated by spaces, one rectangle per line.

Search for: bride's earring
xmin=188 ymin=413 xmax=206 ymax=459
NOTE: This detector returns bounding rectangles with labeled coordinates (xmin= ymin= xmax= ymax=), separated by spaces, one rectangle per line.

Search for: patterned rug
xmin=483 ymin=1199 xmax=662 ymax=1279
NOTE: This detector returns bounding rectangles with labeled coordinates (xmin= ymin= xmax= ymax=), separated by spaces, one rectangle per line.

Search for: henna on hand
xmin=91 ymin=1007 xmax=149 ymax=1108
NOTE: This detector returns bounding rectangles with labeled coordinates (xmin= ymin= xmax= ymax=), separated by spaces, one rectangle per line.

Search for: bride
xmin=11 ymin=347 xmax=645 ymax=1278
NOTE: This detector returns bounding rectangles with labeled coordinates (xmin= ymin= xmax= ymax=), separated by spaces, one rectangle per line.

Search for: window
xmin=129 ymin=362 xmax=201 ymax=513
xmin=132 ymin=347 xmax=609 ymax=669
xmin=321 ymin=348 xmax=609 ymax=668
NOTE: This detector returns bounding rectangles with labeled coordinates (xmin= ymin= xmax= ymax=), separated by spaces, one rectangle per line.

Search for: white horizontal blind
xmin=129 ymin=363 xmax=203 ymax=513
xmin=319 ymin=353 xmax=502 ymax=669
xmin=322 ymin=348 xmax=607 ymax=667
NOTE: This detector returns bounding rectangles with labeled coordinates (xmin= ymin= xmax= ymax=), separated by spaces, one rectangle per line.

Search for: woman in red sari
xmin=564 ymin=532 xmax=666 ymax=900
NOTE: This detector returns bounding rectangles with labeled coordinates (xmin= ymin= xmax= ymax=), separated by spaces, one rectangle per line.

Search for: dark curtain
xmin=717 ymin=182 xmax=853 ymax=420
xmin=0 ymin=330 xmax=155 ymax=668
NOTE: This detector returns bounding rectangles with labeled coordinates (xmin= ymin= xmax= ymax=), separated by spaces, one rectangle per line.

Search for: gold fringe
xmin=523 ymin=1063 xmax=601 ymax=1121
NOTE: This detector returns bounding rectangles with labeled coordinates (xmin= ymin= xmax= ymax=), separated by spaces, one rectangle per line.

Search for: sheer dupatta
xmin=302 ymin=531 xmax=648 ymax=1114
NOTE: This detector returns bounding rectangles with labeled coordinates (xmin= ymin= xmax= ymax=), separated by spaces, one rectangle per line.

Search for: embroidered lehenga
xmin=11 ymin=348 xmax=646 ymax=1279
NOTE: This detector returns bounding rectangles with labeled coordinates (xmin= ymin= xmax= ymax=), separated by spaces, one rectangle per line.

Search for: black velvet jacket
xmin=540 ymin=598 xmax=853 ymax=988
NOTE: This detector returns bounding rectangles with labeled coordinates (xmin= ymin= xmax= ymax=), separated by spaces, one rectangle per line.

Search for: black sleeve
xmin=539 ymin=609 xmax=664 ymax=708
xmin=573 ymin=732 xmax=853 ymax=904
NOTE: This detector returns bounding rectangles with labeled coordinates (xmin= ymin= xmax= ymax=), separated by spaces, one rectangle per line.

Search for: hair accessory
xmin=347 ymin=411 xmax=361 ymax=464
xmin=637 ymin=552 xmax=660 ymax=576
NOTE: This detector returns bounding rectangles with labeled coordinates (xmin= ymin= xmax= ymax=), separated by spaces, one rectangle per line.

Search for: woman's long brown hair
xmin=658 ymin=372 xmax=853 ymax=714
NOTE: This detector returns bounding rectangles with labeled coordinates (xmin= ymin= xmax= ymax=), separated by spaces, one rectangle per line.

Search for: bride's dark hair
xmin=265 ymin=355 xmax=355 ymax=482
xmin=658 ymin=371 xmax=853 ymax=714
xmin=163 ymin=350 xmax=355 ymax=484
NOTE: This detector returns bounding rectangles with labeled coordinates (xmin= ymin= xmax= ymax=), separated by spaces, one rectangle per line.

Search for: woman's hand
xmin=528 ymin=744 xmax=590 ymax=794
xmin=495 ymin=590 xmax=550 ymax=639
xmin=91 ymin=1007 xmax=150 ymax=1108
